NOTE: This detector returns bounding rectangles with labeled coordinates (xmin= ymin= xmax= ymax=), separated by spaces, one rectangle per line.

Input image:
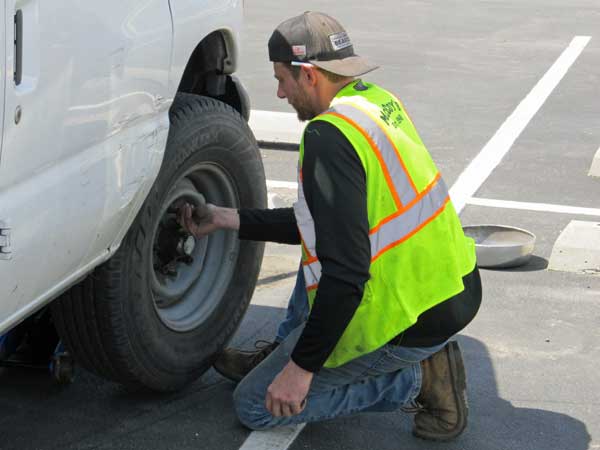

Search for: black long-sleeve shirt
xmin=239 ymin=120 xmax=481 ymax=372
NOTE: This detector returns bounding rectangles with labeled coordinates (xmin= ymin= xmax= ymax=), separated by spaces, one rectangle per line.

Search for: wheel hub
xmin=180 ymin=235 xmax=196 ymax=257
xmin=155 ymin=220 xmax=194 ymax=277
xmin=149 ymin=164 xmax=240 ymax=332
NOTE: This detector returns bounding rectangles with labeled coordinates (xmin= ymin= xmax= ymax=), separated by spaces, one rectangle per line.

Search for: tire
xmin=51 ymin=94 xmax=267 ymax=391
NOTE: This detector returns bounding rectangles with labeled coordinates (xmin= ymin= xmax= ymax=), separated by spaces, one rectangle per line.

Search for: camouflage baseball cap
xmin=268 ymin=11 xmax=379 ymax=77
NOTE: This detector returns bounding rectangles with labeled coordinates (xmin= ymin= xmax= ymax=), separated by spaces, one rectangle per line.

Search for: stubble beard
xmin=291 ymin=89 xmax=317 ymax=122
xmin=295 ymin=105 xmax=316 ymax=122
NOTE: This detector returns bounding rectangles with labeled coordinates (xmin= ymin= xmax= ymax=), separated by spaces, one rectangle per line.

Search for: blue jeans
xmin=233 ymin=269 xmax=445 ymax=430
xmin=275 ymin=266 xmax=309 ymax=343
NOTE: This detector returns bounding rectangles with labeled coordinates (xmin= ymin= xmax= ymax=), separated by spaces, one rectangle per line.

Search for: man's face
xmin=273 ymin=63 xmax=317 ymax=122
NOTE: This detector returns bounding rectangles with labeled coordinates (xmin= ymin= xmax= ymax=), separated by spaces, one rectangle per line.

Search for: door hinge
xmin=0 ymin=221 xmax=12 ymax=260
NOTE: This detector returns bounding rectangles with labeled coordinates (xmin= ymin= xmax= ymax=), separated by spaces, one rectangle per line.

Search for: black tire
xmin=51 ymin=95 xmax=266 ymax=391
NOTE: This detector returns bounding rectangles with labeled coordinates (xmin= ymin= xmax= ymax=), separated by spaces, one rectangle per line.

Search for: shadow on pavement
xmin=256 ymin=270 xmax=298 ymax=286
xmin=0 ymin=305 xmax=592 ymax=450
xmin=481 ymin=255 xmax=549 ymax=273
xmin=290 ymin=334 xmax=591 ymax=450
xmin=0 ymin=363 xmax=246 ymax=450
xmin=452 ymin=335 xmax=591 ymax=450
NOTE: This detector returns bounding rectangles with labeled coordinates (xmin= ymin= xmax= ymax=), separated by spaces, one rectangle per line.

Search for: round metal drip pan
xmin=463 ymin=224 xmax=536 ymax=269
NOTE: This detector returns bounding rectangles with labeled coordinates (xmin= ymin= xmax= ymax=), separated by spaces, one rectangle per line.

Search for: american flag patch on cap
xmin=292 ymin=45 xmax=307 ymax=57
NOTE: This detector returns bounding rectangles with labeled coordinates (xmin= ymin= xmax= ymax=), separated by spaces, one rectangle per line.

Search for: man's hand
xmin=177 ymin=203 xmax=219 ymax=239
xmin=266 ymin=360 xmax=313 ymax=417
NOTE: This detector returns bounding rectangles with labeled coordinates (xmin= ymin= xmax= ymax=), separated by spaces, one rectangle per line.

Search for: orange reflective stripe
xmin=300 ymin=239 xmax=316 ymax=261
xmin=303 ymin=256 xmax=319 ymax=265
xmin=371 ymin=196 xmax=450 ymax=262
xmin=370 ymin=172 xmax=441 ymax=235
xmin=323 ymin=111 xmax=404 ymax=210
xmin=333 ymin=102 xmax=419 ymax=196
xmin=369 ymin=176 xmax=449 ymax=260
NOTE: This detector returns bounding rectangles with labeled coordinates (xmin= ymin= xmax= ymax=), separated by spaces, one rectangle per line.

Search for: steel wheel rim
xmin=150 ymin=163 xmax=240 ymax=332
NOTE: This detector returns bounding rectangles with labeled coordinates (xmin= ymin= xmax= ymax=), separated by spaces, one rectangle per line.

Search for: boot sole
xmin=212 ymin=361 xmax=244 ymax=383
xmin=412 ymin=341 xmax=468 ymax=441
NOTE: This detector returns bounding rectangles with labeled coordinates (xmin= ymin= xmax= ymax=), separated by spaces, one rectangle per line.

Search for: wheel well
xmin=177 ymin=31 xmax=248 ymax=120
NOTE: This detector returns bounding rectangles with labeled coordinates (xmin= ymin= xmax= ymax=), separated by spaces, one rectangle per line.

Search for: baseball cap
xmin=268 ymin=11 xmax=379 ymax=77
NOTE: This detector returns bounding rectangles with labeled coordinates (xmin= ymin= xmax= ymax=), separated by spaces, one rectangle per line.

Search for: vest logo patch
xmin=329 ymin=32 xmax=352 ymax=51
xmin=292 ymin=45 xmax=307 ymax=57
xmin=380 ymin=100 xmax=404 ymax=129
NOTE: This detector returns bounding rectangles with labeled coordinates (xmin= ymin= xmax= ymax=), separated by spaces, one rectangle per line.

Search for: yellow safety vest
xmin=293 ymin=80 xmax=476 ymax=368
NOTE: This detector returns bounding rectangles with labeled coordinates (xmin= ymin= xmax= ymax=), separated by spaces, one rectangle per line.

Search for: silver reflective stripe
xmin=328 ymin=104 xmax=417 ymax=206
xmin=302 ymin=260 xmax=322 ymax=288
xmin=293 ymin=171 xmax=317 ymax=252
xmin=370 ymin=177 xmax=449 ymax=259
xmin=294 ymin=168 xmax=321 ymax=286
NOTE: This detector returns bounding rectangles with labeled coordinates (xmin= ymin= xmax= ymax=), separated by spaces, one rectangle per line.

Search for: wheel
xmin=51 ymin=95 xmax=267 ymax=391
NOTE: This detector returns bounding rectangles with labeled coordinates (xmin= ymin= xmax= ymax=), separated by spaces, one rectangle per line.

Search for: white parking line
xmin=250 ymin=110 xmax=303 ymax=145
xmin=467 ymin=197 xmax=600 ymax=217
xmin=589 ymin=146 xmax=600 ymax=177
xmin=266 ymin=180 xmax=298 ymax=190
xmin=266 ymin=181 xmax=600 ymax=216
xmin=449 ymin=35 xmax=591 ymax=214
xmin=239 ymin=424 xmax=306 ymax=450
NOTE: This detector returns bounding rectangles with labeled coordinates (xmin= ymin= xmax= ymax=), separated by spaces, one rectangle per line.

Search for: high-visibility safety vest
xmin=293 ymin=80 xmax=476 ymax=368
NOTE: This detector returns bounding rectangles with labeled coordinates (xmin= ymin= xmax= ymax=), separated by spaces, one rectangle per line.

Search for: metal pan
xmin=463 ymin=225 xmax=536 ymax=269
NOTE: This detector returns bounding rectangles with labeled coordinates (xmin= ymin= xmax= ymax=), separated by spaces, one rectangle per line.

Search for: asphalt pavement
xmin=1 ymin=1 xmax=599 ymax=449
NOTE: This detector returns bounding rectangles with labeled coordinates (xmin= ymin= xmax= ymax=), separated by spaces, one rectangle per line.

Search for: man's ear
xmin=301 ymin=65 xmax=319 ymax=87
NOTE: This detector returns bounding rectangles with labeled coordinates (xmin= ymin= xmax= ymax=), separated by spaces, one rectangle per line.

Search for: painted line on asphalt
xmin=449 ymin=35 xmax=591 ymax=214
xmin=589 ymin=146 xmax=600 ymax=177
xmin=267 ymin=180 xmax=298 ymax=208
xmin=266 ymin=179 xmax=298 ymax=190
xmin=468 ymin=197 xmax=600 ymax=217
xmin=239 ymin=424 xmax=306 ymax=450
xmin=267 ymin=192 xmax=278 ymax=209
xmin=265 ymin=180 xmax=600 ymax=217
xmin=250 ymin=110 xmax=303 ymax=145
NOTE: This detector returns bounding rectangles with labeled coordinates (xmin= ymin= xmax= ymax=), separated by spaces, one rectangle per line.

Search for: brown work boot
xmin=412 ymin=341 xmax=468 ymax=441
xmin=213 ymin=341 xmax=279 ymax=382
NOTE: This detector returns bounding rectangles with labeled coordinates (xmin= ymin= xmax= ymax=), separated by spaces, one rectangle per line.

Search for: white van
xmin=0 ymin=0 xmax=266 ymax=391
